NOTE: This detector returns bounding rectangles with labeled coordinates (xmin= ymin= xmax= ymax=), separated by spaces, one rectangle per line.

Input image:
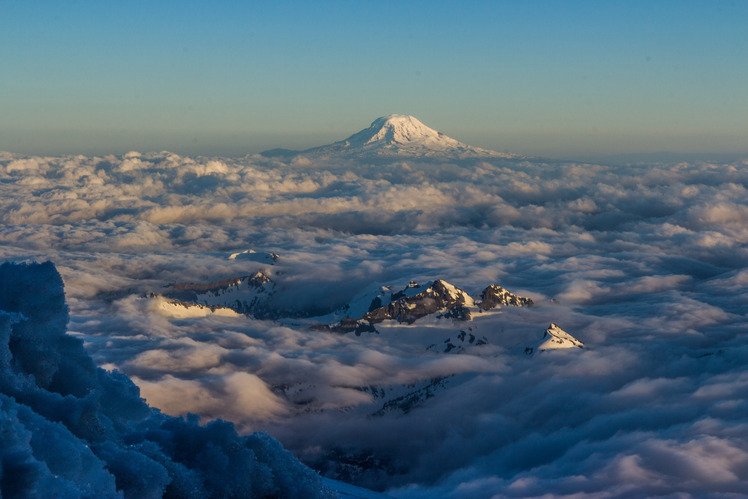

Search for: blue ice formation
xmin=0 ymin=261 xmax=333 ymax=498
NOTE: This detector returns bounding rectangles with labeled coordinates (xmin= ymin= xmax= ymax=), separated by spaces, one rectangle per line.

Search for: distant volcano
xmin=262 ymin=114 xmax=519 ymax=159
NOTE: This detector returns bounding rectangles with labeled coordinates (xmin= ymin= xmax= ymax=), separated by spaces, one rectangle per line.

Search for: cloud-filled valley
xmin=2 ymin=143 xmax=748 ymax=497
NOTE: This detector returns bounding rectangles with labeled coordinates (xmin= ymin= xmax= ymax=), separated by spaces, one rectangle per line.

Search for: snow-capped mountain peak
xmin=327 ymin=115 xmax=508 ymax=157
xmin=525 ymin=323 xmax=585 ymax=355
xmin=264 ymin=115 xmax=519 ymax=159
xmin=541 ymin=323 xmax=584 ymax=350
xmin=346 ymin=114 xmax=458 ymax=149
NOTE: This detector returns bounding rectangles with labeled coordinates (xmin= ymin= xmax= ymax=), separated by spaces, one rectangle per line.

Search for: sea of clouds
xmin=1 ymin=149 xmax=747 ymax=497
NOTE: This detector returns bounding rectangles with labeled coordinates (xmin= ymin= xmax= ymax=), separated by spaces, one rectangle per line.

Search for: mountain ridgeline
xmin=159 ymin=274 xmax=533 ymax=326
xmin=152 ymin=256 xmax=585 ymax=361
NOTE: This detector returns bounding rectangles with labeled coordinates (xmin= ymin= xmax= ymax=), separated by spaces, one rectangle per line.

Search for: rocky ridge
xmin=326 ymin=279 xmax=532 ymax=334
xmin=156 ymin=275 xmax=534 ymax=329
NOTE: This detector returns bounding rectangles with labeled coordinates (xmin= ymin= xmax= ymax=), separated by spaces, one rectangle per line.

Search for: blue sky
xmin=1 ymin=1 xmax=746 ymax=158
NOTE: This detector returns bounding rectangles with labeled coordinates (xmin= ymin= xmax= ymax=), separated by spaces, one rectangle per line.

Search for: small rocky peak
xmin=479 ymin=284 xmax=534 ymax=311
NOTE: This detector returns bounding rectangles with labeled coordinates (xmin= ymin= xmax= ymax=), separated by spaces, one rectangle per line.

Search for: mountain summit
xmin=339 ymin=115 xmax=464 ymax=152
xmin=263 ymin=115 xmax=518 ymax=159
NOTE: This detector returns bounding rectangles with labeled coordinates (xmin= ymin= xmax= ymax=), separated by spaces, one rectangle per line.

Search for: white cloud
xmin=133 ymin=372 xmax=290 ymax=428
xmin=2 ymin=152 xmax=748 ymax=495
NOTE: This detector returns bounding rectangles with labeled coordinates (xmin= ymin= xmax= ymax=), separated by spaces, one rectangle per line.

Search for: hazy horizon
xmin=3 ymin=124 xmax=748 ymax=165
xmin=2 ymin=1 xmax=747 ymax=159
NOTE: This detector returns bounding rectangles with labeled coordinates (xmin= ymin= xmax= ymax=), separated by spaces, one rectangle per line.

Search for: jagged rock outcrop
xmin=427 ymin=329 xmax=489 ymax=354
xmin=363 ymin=280 xmax=475 ymax=325
xmin=326 ymin=318 xmax=379 ymax=336
xmin=158 ymin=274 xmax=536 ymax=332
xmin=478 ymin=284 xmax=534 ymax=310
xmin=324 ymin=279 xmax=535 ymax=333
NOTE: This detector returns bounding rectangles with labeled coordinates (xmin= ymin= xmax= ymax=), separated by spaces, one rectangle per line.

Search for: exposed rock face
xmin=326 ymin=318 xmax=379 ymax=336
xmin=363 ymin=280 xmax=475 ymax=325
xmin=478 ymin=284 xmax=534 ymax=310
xmin=167 ymin=271 xmax=270 ymax=296
xmin=427 ymin=329 xmax=489 ymax=354
xmin=370 ymin=376 xmax=451 ymax=416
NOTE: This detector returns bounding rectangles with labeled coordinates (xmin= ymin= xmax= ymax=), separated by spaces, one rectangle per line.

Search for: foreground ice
xmin=0 ymin=261 xmax=334 ymax=498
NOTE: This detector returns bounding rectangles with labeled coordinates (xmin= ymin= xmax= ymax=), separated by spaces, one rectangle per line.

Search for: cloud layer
xmin=2 ymin=150 xmax=747 ymax=496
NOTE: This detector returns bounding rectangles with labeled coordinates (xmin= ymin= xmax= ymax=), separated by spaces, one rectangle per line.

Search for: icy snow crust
xmin=0 ymin=262 xmax=334 ymax=498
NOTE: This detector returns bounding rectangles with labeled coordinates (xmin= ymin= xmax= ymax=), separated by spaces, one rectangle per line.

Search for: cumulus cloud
xmin=1 ymin=150 xmax=748 ymax=496
xmin=133 ymin=372 xmax=290 ymax=427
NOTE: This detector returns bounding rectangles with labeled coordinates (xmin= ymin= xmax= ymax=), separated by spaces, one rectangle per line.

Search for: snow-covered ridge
xmin=163 ymin=270 xmax=275 ymax=318
xmin=156 ymin=274 xmax=534 ymax=329
xmin=228 ymin=249 xmax=279 ymax=264
xmin=325 ymin=279 xmax=532 ymax=333
xmin=150 ymin=294 xmax=243 ymax=318
xmin=525 ymin=323 xmax=584 ymax=355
